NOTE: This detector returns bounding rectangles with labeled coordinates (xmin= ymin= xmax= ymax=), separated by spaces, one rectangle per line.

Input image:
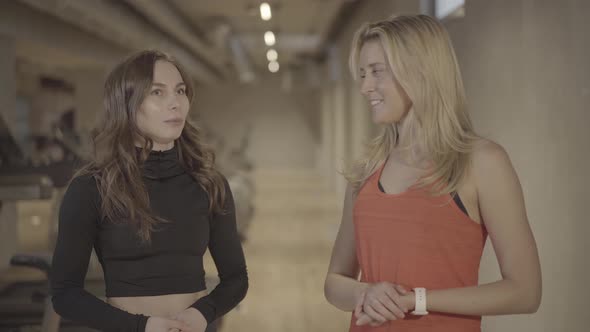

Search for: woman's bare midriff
xmin=107 ymin=290 xmax=207 ymax=317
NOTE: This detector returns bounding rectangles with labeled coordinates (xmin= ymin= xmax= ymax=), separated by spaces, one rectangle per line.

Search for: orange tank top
xmin=350 ymin=163 xmax=487 ymax=332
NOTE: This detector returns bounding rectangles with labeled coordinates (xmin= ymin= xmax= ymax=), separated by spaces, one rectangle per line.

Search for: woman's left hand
xmin=171 ymin=308 xmax=207 ymax=332
xmin=354 ymin=288 xmax=384 ymax=327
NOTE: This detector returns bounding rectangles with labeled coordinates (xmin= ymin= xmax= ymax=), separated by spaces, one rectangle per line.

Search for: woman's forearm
xmin=404 ymin=279 xmax=541 ymax=316
xmin=324 ymin=273 xmax=368 ymax=311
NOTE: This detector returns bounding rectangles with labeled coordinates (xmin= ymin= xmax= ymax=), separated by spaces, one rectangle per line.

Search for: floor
xmin=0 ymin=168 xmax=351 ymax=331
xmin=215 ymin=169 xmax=350 ymax=332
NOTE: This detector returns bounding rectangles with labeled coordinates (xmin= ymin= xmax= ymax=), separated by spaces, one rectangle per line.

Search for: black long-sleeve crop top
xmin=50 ymin=145 xmax=248 ymax=331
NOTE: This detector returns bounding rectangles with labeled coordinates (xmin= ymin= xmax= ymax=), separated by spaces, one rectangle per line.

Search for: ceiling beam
xmin=0 ymin=1 xmax=126 ymax=67
xmin=124 ymin=0 xmax=231 ymax=79
xmin=18 ymin=0 xmax=222 ymax=84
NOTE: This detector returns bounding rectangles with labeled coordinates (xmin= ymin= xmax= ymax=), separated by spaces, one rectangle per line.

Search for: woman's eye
xmin=177 ymin=88 xmax=186 ymax=95
xmin=151 ymin=89 xmax=162 ymax=96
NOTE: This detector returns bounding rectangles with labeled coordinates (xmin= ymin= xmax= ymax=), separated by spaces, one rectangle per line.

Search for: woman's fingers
xmin=166 ymin=319 xmax=191 ymax=332
xmin=395 ymin=284 xmax=410 ymax=295
xmin=354 ymin=289 xmax=366 ymax=319
xmin=363 ymin=303 xmax=388 ymax=324
xmin=378 ymin=293 xmax=406 ymax=319
xmin=385 ymin=286 xmax=410 ymax=313
xmin=355 ymin=312 xmax=373 ymax=326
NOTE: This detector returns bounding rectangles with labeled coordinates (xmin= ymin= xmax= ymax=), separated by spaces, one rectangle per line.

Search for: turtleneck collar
xmin=137 ymin=145 xmax=186 ymax=180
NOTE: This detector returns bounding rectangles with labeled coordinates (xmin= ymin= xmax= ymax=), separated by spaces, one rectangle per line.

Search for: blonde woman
xmin=324 ymin=15 xmax=541 ymax=332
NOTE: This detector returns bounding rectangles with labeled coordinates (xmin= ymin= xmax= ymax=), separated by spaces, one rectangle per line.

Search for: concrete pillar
xmin=319 ymin=44 xmax=349 ymax=195
xmin=72 ymin=68 xmax=106 ymax=133
xmin=0 ymin=36 xmax=18 ymax=269
xmin=318 ymin=85 xmax=335 ymax=187
xmin=64 ymin=67 xmax=109 ymax=156
xmin=331 ymin=82 xmax=347 ymax=196
xmin=0 ymin=203 xmax=18 ymax=269
xmin=0 ymin=35 xmax=17 ymax=136
xmin=348 ymin=82 xmax=370 ymax=162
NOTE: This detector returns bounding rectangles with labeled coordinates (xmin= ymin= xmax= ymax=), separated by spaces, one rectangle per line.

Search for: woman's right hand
xmin=145 ymin=316 xmax=190 ymax=332
xmin=354 ymin=282 xmax=410 ymax=326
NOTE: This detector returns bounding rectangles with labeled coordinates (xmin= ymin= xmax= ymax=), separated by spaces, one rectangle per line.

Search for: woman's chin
xmin=372 ymin=114 xmax=396 ymax=125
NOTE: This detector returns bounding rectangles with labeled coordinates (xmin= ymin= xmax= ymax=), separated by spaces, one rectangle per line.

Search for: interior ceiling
xmin=169 ymin=0 xmax=349 ymax=69
xmin=12 ymin=0 xmax=357 ymax=84
xmin=15 ymin=40 xmax=99 ymax=69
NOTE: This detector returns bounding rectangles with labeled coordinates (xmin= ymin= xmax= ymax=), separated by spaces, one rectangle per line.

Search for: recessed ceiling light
xmin=264 ymin=31 xmax=276 ymax=46
xmin=268 ymin=61 xmax=280 ymax=73
xmin=260 ymin=3 xmax=272 ymax=21
xmin=266 ymin=49 xmax=278 ymax=62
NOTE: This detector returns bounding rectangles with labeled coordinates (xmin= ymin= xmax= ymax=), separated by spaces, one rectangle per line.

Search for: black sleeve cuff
xmin=190 ymin=299 xmax=216 ymax=324
xmin=136 ymin=314 xmax=149 ymax=332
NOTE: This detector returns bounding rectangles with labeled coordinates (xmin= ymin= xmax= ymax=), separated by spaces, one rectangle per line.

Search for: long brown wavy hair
xmin=75 ymin=50 xmax=226 ymax=242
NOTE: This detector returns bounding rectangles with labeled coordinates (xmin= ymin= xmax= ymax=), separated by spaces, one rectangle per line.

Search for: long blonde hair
xmin=345 ymin=14 xmax=479 ymax=195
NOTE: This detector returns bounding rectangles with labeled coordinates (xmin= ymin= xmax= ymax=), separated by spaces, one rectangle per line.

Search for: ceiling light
xmin=260 ymin=3 xmax=272 ymax=21
xmin=264 ymin=31 xmax=276 ymax=46
xmin=268 ymin=61 xmax=280 ymax=73
xmin=266 ymin=49 xmax=278 ymax=62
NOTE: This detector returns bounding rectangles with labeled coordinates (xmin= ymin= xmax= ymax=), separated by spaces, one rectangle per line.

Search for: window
xmin=435 ymin=0 xmax=465 ymax=20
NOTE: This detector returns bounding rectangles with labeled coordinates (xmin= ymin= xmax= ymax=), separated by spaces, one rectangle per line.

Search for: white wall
xmin=445 ymin=1 xmax=589 ymax=331
xmin=195 ymin=75 xmax=319 ymax=170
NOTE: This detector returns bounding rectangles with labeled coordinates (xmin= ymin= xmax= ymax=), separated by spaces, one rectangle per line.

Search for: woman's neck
xmin=151 ymin=141 xmax=174 ymax=152
xmin=134 ymin=140 xmax=175 ymax=152
xmin=392 ymin=111 xmax=430 ymax=168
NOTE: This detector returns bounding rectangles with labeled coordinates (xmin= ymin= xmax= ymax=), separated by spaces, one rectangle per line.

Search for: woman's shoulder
xmin=59 ymin=173 xmax=102 ymax=224
xmin=471 ymin=138 xmax=511 ymax=169
xmin=469 ymin=138 xmax=516 ymax=185
xmin=65 ymin=172 xmax=101 ymax=201
xmin=69 ymin=172 xmax=98 ymax=187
